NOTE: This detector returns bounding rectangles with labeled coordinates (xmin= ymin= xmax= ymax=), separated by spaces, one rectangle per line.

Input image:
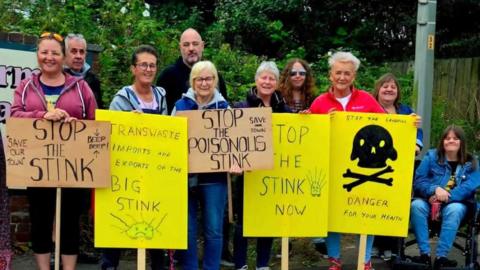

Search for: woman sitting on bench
xmin=411 ymin=125 xmax=480 ymax=269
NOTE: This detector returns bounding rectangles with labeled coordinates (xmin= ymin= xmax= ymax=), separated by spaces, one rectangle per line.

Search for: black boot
xmin=412 ymin=253 xmax=432 ymax=266
xmin=433 ymin=257 xmax=457 ymax=270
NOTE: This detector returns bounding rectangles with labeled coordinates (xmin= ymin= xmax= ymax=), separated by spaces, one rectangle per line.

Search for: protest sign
xmin=177 ymin=107 xmax=273 ymax=173
xmin=0 ymin=48 xmax=39 ymax=127
xmin=6 ymin=118 xmax=110 ymax=188
xmin=95 ymin=110 xmax=188 ymax=249
xmin=329 ymin=112 xmax=416 ymax=237
xmin=244 ymin=114 xmax=330 ymax=237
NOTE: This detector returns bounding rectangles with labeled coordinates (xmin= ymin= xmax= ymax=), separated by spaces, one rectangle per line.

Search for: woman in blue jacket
xmin=172 ymin=60 xmax=230 ymax=270
xmin=411 ymin=125 xmax=480 ymax=268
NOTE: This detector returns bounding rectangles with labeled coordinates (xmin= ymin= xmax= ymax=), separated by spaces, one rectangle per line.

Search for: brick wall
xmin=9 ymin=191 xmax=29 ymax=248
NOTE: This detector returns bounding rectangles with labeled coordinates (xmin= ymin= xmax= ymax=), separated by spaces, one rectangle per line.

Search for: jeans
xmin=410 ymin=198 xmax=466 ymax=257
xmin=326 ymin=232 xmax=374 ymax=262
xmin=233 ymin=176 xmax=273 ymax=268
xmin=178 ymin=182 xmax=227 ymax=270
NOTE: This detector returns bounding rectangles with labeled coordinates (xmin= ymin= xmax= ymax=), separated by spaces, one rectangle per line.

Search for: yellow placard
xmin=244 ymin=113 xmax=330 ymax=237
xmin=329 ymin=112 xmax=416 ymax=237
xmin=94 ymin=110 xmax=188 ymax=249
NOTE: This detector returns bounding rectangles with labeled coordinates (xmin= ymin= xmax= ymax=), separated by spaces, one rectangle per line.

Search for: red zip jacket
xmin=309 ymin=86 xmax=385 ymax=114
xmin=11 ymin=72 xmax=97 ymax=120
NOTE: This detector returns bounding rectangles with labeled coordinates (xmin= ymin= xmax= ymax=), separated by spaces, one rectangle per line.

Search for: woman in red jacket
xmin=308 ymin=51 xmax=384 ymax=270
xmin=11 ymin=32 xmax=97 ymax=270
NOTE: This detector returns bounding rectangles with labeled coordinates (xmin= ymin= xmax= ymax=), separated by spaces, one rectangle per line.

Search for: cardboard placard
xmin=177 ymin=107 xmax=273 ymax=173
xmin=6 ymin=118 xmax=110 ymax=188
xmin=244 ymin=114 xmax=330 ymax=237
xmin=329 ymin=112 xmax=416 ymax=237
xmin=95 ymin=110 xmax=188 ymax=249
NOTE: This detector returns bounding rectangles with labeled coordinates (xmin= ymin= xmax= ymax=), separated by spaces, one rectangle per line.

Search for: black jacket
xmin=234 ymin=87 xmax=291 ymax=113
xmin=156 ymin=57 xmax=228 ymax=114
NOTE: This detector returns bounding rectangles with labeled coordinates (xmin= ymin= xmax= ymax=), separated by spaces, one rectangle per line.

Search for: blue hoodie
xmin=109 ymin=85 xmax=167 ymax=115
xmin=171 ymin=87 xmax=229 ymax=114
xmin=172 ymin=88 xmax=229 ymax=186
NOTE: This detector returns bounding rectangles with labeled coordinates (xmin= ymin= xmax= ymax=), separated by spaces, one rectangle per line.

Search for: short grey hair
xmin=328 ymin=51 xmax=361 ymax=71
xmin=255 ymin=61 xmax=279 ymax=81
xmin=65 ymin=33 xmax=87 ymax=52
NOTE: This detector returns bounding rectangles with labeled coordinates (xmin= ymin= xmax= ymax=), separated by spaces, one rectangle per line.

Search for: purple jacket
xmin=11 ymin=72 xmax=97 ymax=120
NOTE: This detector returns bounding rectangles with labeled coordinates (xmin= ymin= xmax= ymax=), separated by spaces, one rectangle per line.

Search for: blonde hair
xmin=189 ymin=60 xmax=218 ymax=89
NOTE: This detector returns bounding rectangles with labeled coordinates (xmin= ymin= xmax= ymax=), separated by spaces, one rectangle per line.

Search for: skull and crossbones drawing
xmin=343 ymin=125 xmax=397 ymax=192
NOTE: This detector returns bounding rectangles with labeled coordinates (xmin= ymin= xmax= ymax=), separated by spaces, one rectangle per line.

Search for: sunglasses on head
xmin=289 ymin=70 xmax=307 ymax=77
xmin=40 ymin=32 xmax=64 ymax=42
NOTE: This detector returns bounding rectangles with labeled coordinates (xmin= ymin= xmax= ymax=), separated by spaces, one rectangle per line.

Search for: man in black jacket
xmin=64 ymin=33 xmax=103 ymax=109
xmin=156 ymin=28 xmax=228 ymax=114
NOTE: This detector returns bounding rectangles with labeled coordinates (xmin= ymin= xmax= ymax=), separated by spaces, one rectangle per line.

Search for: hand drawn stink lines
xmin=110 ymin=213 xmax=168 ymax=240
xmin=306 ymin=168 xmax=326 ymax=197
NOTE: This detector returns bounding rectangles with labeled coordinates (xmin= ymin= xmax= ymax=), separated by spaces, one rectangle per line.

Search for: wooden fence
xmin=389 ymin=57 xmax=480 ymax=122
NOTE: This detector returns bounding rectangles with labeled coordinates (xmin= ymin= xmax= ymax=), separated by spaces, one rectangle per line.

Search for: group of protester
xmin=3 ymin=27 xmax=480 ymax=270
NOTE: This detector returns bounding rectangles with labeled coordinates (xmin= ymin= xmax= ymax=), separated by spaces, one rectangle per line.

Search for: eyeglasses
xmin=194 ymin=76 xmax=214 ymax=83
xmin=135 ymin=62 xmax=157 ymax=70
xmin=40 ymin=32 xmax=63 ymax=42
xmin=289 ymin=70 xmax=307 ymax=77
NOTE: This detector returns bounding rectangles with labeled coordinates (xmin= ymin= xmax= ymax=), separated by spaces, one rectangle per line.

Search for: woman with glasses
xmin=102 ymin=45 xmax=167 ymax=270
xmin=11 ymin=32 xmax=97 ymax=270
xmin=171 ymin=60 xmax=231 ymax=270
xmin=278 ymin=58 xmax=316 ymax=112
xmin=109 ymin=45 xmax=167 ymax=114
xmin=233 ymin=61 xmax=291 ymax=270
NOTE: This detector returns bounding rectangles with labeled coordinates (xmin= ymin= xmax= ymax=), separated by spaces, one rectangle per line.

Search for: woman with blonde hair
xmin=172 ymin=60 xmax=231 ymax=270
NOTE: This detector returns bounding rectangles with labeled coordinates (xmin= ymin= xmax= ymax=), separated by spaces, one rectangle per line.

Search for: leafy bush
xmin=2 ymin=0 xmax=476 ymax=153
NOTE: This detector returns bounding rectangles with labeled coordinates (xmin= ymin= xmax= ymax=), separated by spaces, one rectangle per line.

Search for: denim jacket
xmin=414 ymin=149 xmax=480 ymax=202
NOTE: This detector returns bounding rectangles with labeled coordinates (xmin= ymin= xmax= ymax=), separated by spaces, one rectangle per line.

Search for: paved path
xmin=11 ymin=236 xmax=469 ymax=269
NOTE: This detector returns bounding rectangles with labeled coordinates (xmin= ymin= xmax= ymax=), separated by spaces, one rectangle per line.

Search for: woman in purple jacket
xmin=11 ymin=32 xmax=97 ymax=270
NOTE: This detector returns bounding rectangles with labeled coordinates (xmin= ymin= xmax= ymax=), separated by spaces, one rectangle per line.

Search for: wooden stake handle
xmin=357 ymin=234 xmax=367 ymax=270
xmin=54 ymin=188 xmax=61 ymax=270
xmin=138 ymin=248 xmax=146 ymax=270
xmin=281 ymin=237 xmax=289 ymax=270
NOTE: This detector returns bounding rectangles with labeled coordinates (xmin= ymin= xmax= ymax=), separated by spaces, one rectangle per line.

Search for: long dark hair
xmin=278 ymin=58 xmax=316 ymax=110
xmin=436 ymin=125 xmax=476 ymax=169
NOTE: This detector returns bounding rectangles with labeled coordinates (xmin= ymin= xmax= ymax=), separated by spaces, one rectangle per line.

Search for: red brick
xmin=16 ymin=223 xmax=30 ymax=234
xmin=10 ymin=224 xmax=17 ymax=233
xmin=24 ymin=35 xmax=37 ymax=45
xmin=8 ymin=33 xmax=23 ymax=43
xmin=9 ymin=195 xmax=29 ymax=212
xmin=13 ymin=232 xmax=30 ymax=243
